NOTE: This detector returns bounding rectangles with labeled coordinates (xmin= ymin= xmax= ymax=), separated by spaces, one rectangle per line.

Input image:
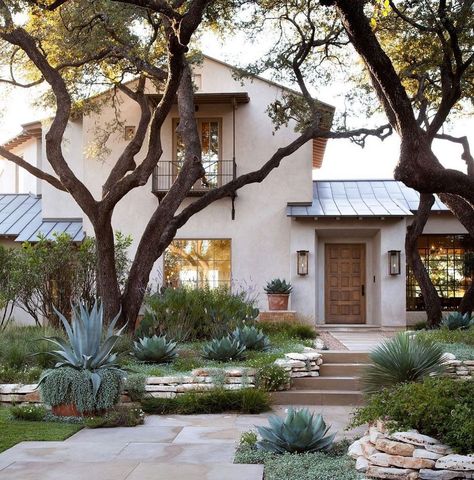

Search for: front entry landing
xmin=325 ymin=243 xmax=366 ymax=324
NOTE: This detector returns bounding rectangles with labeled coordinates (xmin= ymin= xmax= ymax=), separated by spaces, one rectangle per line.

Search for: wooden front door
xmin=325 ymin=244 xmax=366 ymax=324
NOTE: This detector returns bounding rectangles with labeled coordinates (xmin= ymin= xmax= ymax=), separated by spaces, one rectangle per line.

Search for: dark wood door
xmin=325 ymin=244 xmax=366 ymax=324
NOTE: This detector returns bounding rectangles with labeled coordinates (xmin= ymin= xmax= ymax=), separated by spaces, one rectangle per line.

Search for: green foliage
xmin=133 ymin=335 xmax=178 ymax=363
xmin=202 ymin=336 xmax=247 ymax=361
xmin=259 ymin=321 xmax=317 ymax=340
xmin=40 ymin=366 xmax=124 ymax=413
xmin=141 ymin=388 xmax=271 ymax=415
xmin=9 ymin=404 xmax=47 ymax=422
xmin=39 ymin=301 xmax=125 ymax=397
xmin=137 ymin=287 xmax=259 ymax=341
xmin=264 ymin=279 xmax=293 ymax=294
xmin=0 ymin=407 xmax=82 ymax=453
xmin=0 ymin=365 xmax=42 ymax=383
xmin=240 ymin=430 xmax=258 ymax=447
xmin=351 ymin=377 xmax=474 ymax=454
xmin=412 ymin=321 xmax=428 ymax=331
xmin=440 ymin=312 xmax=474 ymax=330
xmin=232 ymin=325 xmax=270 ymax=351
xmin=257 ymin=408 xmax=335 ymax=454
xmin=172 ymin=357 xmax=205 ymax=372
xmin=0 ymin=246 xmax=17 ymax=329
xmin=234 ymin=446 xmax=361 ymax=480
xmin=84 ymin=405 xmax=145 ymax=428
xmin=362 ymin=332 xmax=447 ymax=393
xmin=125 ymin=373 xmax=147 ymax=402
xmin=416 ymin=326 xmax=474 ymax=347
xmin=255 ymin=364 xmax=290 ymax=392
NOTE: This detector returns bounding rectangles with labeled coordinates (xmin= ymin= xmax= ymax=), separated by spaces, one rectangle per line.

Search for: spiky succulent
xmin=264 ymin=278 xmax=292 ymax=294
xmin=133 ymin=335 xmax=178 ymax=363
xmin=202 ymin=336 xmax=246 ymax=361
xmin=232 ymin=325 xmax=270 ymax=351
xmin=440 ymin=312 xmax=474 ymax=330
xmin=38 ymin=301 xmax=125 ymax=396
xmin=362 ymin=332 xmax=447 ymax=393
xmin=256 ymin=408 xmax=335 ymax=454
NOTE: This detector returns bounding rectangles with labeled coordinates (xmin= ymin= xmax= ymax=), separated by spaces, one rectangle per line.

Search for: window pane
xmin=407 ymin=234 xmax=474 ymax=311
xmin=164 ymin=239 xmax=231 ymax=289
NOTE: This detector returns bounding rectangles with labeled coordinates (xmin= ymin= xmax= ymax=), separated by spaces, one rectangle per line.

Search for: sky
xmin=0 ymin=29 xmax=472 ymax=181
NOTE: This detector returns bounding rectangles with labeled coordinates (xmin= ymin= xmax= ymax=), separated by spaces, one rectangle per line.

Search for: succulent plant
xmin=202 ymin=336 xmax=246 ymax=361
xmin=38 ymin=300 xmax=125 ymax=396
xmin=264 ymin=279 xmax=293 ymax=294
xmin=362 ymin=332 xmax=447 ymax=393
xmin=440 ymin=312 xmax=474 ymax=330
xmin=232 ymin=325 xmax=270 ymax=351
xmin=133 ymin=335 xmax=178 ymax=363
xmin=256 ymin=408 xmax=335 ymax=453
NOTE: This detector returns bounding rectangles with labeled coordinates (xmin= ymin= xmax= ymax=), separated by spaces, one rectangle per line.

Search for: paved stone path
xmin=330 ymin=331 xmax=396 ymax=351
xmin=0 ymin=406 xmax=364 ymax=480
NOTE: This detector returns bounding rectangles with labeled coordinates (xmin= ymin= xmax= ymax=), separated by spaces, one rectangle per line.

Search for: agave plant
xmin=202 ymin=336 xmax=246 ymax=361
xmin=264 ymin=278 xmax=293 ymax=294
xmin=232 ymin=325 xmax=270 ymax=351
xmin=362 ymin=332 xmax=447 ymax=394
xmin=38 ymin=301 xmax=126 ymax=396
xmin=134 ymin=335 xmax=178 ymax=363
xmin=256 ymin=408 xmax=335 ymax=454
xmin=440 ymin=312 xmax=474 ymax=330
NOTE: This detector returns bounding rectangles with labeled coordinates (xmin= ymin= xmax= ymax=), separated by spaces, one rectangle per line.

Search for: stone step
xmin=292 ymin=376 xmax=361 ymax=391
xmin=321 ymin=351 xmax=370 ymax=364
xmin=319 ymin=363 xmax=369 ymax=377
xmin=271 ymin=389 xmax=364 ymax=406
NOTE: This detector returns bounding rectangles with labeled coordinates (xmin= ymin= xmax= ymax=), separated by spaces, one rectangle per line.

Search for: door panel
xmin=325 ymin=244 xmax=366 ymax=324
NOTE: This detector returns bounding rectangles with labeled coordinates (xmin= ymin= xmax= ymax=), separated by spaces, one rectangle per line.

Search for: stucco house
xmin=0 ymin=55 xmax=470 ymax=329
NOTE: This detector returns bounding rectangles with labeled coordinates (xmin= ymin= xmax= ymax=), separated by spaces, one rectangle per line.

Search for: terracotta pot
xmin=267 ymin=293 xmax=290 ymax=311
xmin=52 ymin=404 xmax=105 ymax=417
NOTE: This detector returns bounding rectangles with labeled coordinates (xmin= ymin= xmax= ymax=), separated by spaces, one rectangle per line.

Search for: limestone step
xmin=319 ymin=363 xmax=368 ymax=377
xmin=271 ymin=389 xmax=364 ymax=406
xmin=321 ymin=351 xmax=370 ymax=364
xmin=291 ymin=376 xmax=361 ymax=391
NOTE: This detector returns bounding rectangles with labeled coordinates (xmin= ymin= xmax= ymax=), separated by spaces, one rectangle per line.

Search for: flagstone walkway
xmin=0 ymin=405 xmax=364 ymax=480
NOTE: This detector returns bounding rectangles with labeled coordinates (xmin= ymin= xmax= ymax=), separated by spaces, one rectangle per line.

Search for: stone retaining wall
xmin=444 ymin=354 xmax=474 ymax=379
xmin=0 ymin=348 xmax=323 ymax=404
xmin=349 ymin=423 xmax=474 ymax=479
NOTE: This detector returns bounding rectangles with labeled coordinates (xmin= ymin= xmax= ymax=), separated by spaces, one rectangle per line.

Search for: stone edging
xmin=0 ymin=348 xmax=323 ymax=404
xmin=349 ymin=422 xmax=474 ymax=479
xmin=444 ymin=353 xmax=474 ymax=379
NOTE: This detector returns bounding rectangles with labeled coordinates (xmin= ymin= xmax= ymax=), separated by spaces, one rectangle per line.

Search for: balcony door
xmin=174 ymin=118 xmax=221 ymax=190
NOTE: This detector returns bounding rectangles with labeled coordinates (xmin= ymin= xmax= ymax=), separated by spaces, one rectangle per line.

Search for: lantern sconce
xmin=297 ymin=250 xmax=309 ymax=276
xmin=388 ymin=250 xmax=401 ymax=275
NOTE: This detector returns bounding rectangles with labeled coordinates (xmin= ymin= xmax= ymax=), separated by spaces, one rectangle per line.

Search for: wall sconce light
xmin=124 ymin=126 xmax=136 ymax=141
xmin=388 ymin=250 xmax=401 ymax=275
xmin=297 ymin=250 xmax=309 ymax=276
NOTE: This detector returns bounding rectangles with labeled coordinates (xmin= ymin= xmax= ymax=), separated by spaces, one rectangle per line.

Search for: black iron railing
xmin=152 ymin=159 xmax=236 ymax=197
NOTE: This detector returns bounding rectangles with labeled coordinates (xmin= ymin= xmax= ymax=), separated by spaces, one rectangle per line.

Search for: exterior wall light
xmin=297 ymin=250 xmax=309 ymax=276
xmin=388 ymin=250 xmax=401 ymax=275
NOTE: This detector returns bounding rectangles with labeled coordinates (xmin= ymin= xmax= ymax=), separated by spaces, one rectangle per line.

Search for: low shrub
xmin=84 ymin=405 xmax=145 ymax=428
xmin=416 ymin=326 xmax=474 ymax=347
xmin=10 ymin=404 xmax=47 ymax=421
xmin=125 ymin=373 xmax=147 ymax=402
xmin=40 ymin=367 xmax=124 ymax=413
xmin=259 ymin=321 xmax=317 ymax=340
xmin=239 ymin=430 xmax=258 ymax=447
xmin=137 ymin=287 xmax=259 ymax=341
xmin=362 ymin=332 xmax=447 ymax=393
xmin=232 ymin=326 xmax=270 ymax=351
xmin=172 ymin=357 xmax=205 ymax=372
xmin=412 ymin=321 xmax=427 ymax=331
xmin=0 ymin=364 xmax=42 ymax=383
xmin=141 ymin=388 xmax=271 ymax=415
xmin=234 ymin=446 xmax=361 ymax=480
xmin=351 ymin=377 xmax=474 ymax=454
xmin=440 ymin=312 xmax=473 ymax=330
xmin=255 ymin=364 xmax=290 ymax=391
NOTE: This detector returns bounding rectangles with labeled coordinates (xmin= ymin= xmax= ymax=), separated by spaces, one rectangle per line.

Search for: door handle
xmin=361 ymin=285 xmax=365 ymax=296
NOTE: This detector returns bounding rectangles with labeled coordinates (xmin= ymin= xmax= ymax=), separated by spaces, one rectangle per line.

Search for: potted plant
xmin=38 ymin=301 xmax=126 ymax=417
xmin=264 ymin=278 xmax=293 ymax=311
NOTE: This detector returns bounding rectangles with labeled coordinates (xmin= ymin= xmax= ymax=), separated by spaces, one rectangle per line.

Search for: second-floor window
xmin=174 ymin=118 xmax=221 ymax=189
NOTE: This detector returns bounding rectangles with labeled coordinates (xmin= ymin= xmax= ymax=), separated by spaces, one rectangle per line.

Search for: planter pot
xmin=267 ymin=293 xmax=290 ymax=311
xmin=52 ymin=404 xmax=105 ymax=417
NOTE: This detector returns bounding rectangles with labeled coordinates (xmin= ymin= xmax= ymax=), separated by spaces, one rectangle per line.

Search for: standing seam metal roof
xmin=0 ymin=194 xmax=84 ymax=242
xmin=286 ymin=180 xmax=448 ymax=217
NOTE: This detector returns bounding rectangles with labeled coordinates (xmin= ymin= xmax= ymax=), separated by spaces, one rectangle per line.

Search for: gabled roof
xmin=287 ymin=180 xmax=449 ymax=218
xmin=0 ymin=193 xmax=83 ymax=242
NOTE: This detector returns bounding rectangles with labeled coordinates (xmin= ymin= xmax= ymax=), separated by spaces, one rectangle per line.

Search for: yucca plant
xmin=440 ymin=312 xmax=473 ymax=330
xmin=38 ymin=300 xmax=126 ymax=397
xmin=134 ymin=335 xmax=178 ymax=363
xmin=256 ymin=408 xmax=335 ymax=453
xmin=264 ymin=279 xmax=293 ymax=294
xmin=202 ymin=336 xmax=246 ymax=361
xmin=232 ymin=325 xmax=270 ymax=351
xmin=362 ymin=332 xmax=447 ymax=394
